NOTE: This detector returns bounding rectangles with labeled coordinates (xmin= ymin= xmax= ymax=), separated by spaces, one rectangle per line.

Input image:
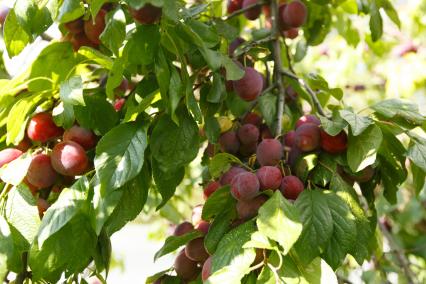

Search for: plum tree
xmin=233 ymin=67 xmax=263 ymax=101
xmin=174 ymin=250 xmax=200 ymax=281
xmin=202 ymin=256 xmax=212 ymax=281
xmin=63 ymin=125 xmax=97 ymax=150
xmin=26 ymin=154 xmax=57 ymax=189
xmin=203 ymin=181 xmax=221 ymax=199
xmin=51 ymin=141 xmax=89 ymax=176
xmin=37 ymin=198 xmax=50 ymax=219
xmin=129 ymin=4 xmax=162 ymax=24
xmin=280 ymin=175 xmax=304 ymax=200
xmin=84 ymin=9 xmax=107 ymax=45
xmin=256 ymin=166 xmax=282 ymax=190
xmin=220 ymin=166 xmax=246 ymax=185
xmin=242 ymin=112 xmax=262 ymax=127
xmin=230 ymin=172 xmax=260 ymax=201
xmin=237 ymin=124 xmax=260 ymax=145
xmin=64 ymin=18 xmax=84 ymax=34
xmin=320 ymin=130 xmax=348 ymax=154
xmin=227 ymin=0 xmax=243 ymax=14
xmin=242 ymin=0 xmax=262 ymax=20
xmin=236 ymin=195 xmax=268 ymax=220
xmin=283 ymin=130 xmax=296 ymax=148
xmin=256 ymin=139 xmax=283 ymax=166
xmin=185 ymin=237 xmax=210 ymax=262
xmin=281 ymin=0 xmax=307 ymax=28
xmin=173 ymin=222 xmax=194 ymax=236
xmin=27 ymin=113 xmax=63 ymax=143
xmin=195 ymin=221 xmax=210 ymax=235
xmin=0 ymin=148 xmax=23 ymax=168
xmin=219 ymin=131 xmax=240 ymax=154
xmin=295 ymin=114 xmax=320 ymax=128
xmin=294 ymin=123 xmax=320 ymax=152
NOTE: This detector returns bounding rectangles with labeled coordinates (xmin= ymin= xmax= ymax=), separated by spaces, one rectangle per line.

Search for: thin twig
xmin=282 ymin=39 xmax=295 ymax=74
xmin=222 ymin=1 xmax=266 ymax=21
xmin=233 ymin=36 xmax=277 ymax=58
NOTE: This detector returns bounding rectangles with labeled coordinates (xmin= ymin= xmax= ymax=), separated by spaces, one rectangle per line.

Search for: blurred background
xmin=1 ymin=0 xmax=425 ymax=283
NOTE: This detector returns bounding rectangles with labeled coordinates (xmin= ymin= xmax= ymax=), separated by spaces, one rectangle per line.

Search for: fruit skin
xmin=236 ymin=195 xmax=268 ymax=220
xmin=17 ymin=137 xmax=32 ymax=152
xmin=294 ymin=123 xmax=320 ymax=152
xmin=260 ymin=125 xmax=274 ymax=140
xmin=239 ymin=141 xmax=257 ymax=157
xmin=84 ymin=9 xmax=107 ymax=45
xmin=284 ymin=28 xmax=299 ymax=39
xmin=238 ymin=124 xmax=260 ymax=145
xmin=129 ymin=4 xmax=162 ymax=24
xmin=173 ymin=222 xmax=194 ymax=236
xmin=26 ymin=154 xmax=58 ymax=189
xmin=256 ymin=166 xmax=282 ymax=190
xmin=204 ymin=181 xmax=222 ymax=200
xmin=227 ymin=0 xmax=243 ymax=14
xmin=296 ymin=115 xmax=320 ymax=129
xmin=64 ymin=18 xmax=84 ymax=34
xmin=185 ymin=237 xmax=210 ymax=262
xmin=243 ymin=112 xmax=262 ymax=127
xmin=256 ymin=139 xmax=283 ymax=166
xmin=233 ymin=67 xmax=264 ymax=102
xmin=37 ymin=198 xmax=50 ymax=219
xmin=70 ymin=32 xmax=99 ymax=51
xmin=219 ymin=131 xmax=240 ymax=154
xmin=242 ymin=0 xmax=262 ymax=20
xmin=174 ymin=249 xmax=200 ymax=281
xmin=195 ymin=221 xmax=210 ymax=235
xmin=280 ymin=175 xmax=304 ymax=200
xmin=63 ymin=125 xmax=97 ymax=150
xmin=51 ymin=141 xmax=89 ymax=176
xmin=0 ymin=149 xmax=23 ymax=168
xmin=281 ymin=0 xmax=307 ymax=28
xmin=320 ymin=129 xmax=347 ymax=154
xmin=230 ymin=172 xmax=260 ymax=201
xmin=283 ymin=130 xmax=296 ymax=148
xmin=113 ymin=98 xmax=126 ymax=112
xmin=220 ymin=166 xmax=246 ymax=185
xmin=202 ymin=256 xmax=212 ymax=281
xmin=0 ymin=4 xmax=10 ymax=26
xmin=27 ymin=113 xmax=63 ymax=143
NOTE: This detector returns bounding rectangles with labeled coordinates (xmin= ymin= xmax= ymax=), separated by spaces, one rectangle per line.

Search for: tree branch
xmin=222 ymin=1 xmax=266 ymax=21
xmin=270 ymin=0 xmax=286 ymax=137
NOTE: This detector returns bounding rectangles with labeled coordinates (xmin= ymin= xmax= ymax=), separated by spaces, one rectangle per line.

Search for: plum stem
xmin=270 ymin=0 xmax=286 ymax=137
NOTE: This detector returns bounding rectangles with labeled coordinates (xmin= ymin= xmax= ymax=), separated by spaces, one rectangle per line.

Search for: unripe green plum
xmin=129 ymin=4 xmax=162 ymax=24
xmin=281 ymin=0 xmax=307 ymax=28
xmin=256 ymin=166 xmax=282 ymax=190
xmin=219 ymin=131 xmax=240 ymax=154
xmin=84 ymin=9 xmax=107 ymax=45
xmin=236 ymin=195 xmax=268 ymax=220
xmin=27 ymin=113 xmax=63 ymax=143
xmin=51 ymin=141 xmax=89 ymax=176
xmin=238 ymin=124 xmax=260 ymax=145
xmin=63 ymin=125 xmax=97 ymax=150
xmin=280 ymin=175 xmax=304 ymax=200
xmin=174 ymin=222 xmax=194 ymax=236
xmin=174 ymin=250 xmax=200 ymax=281
xmin=320 ymin=129 xmax=347 ymax=154
xmin=256 ymin=139 xmax=283 ymax=166
xmin=242 ymin=0 xmax=262 ymax=20
xmin=220 ymin=166 xmax=246 ymax=185
xmin=233 ymin=67 xmax=263 ymax=102
xmin=230 ymin=172 xmax=260 ymax=201
xmin=27 ymin=154 xmax=57 ymax=189
xmin=294 ymin=123 xmax=320 ymax=152
xmin=0 ymin=148 xmax=23 ymax=168
xmin=185 ymin=237 xmax=210 ymax=262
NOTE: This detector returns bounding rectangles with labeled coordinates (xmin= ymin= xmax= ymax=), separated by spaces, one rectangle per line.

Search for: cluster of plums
xmin=0 ymin=113 xmax=97 ymax=218
xmin=63 ymin=3 xmax=162 ymax=51
xmin=228 ymin=0 xmax=307 ymax=39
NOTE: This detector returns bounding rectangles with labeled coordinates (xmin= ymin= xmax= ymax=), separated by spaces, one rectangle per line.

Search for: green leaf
xmin=57 ymin=0 xmax=85 ymax=23
xmin=294 ymin=190 xmax=333 ymax=264
xmin=407 ymin=138 xmax=426 ymax=172
xmin=381 ymin=0 xmax=401 ymax=28
xmin=14 ymin=0 xmax=53 ymax=38
xmin=207 ymin=221 xmax=257 ymax=284
xmin=106 ymin=56 xmax=126 ymax=99
xmin=371 ymin=99 xmax=425 ymax=126
xmin=221 ymin=56 xmax=245 ymax=81
xmin=155 ymin=47 xmax=171 ymax=105
xmin=347 ymin=124 xmax=382 ymax=172
xmin=412 ymin=163 xmax=426 ymax=196
xmin=151 ymin=109 xmax=199 ymax=171
xmin=310 ymin=153 xmax=336 ymax=187
xmin=258 ymin=93 xmax=277 ymax=131
xmin=37 ymin=177 xmax=90 ymax=248
xmin=204 ymin=115 xmax=220 ymax=144
xmin=78 ymin=47 xmax=114 ymax=70
xmin=127 ymin=25 xmax=161 ymax=66
xmin=0 ymin=152 xmax=32 ymax=186
xmin=3 ymin=9 xmax=30 ymax=57
xmin=90 ymin=0 xmax=109 ymax=19
xmin=5 ymin=185 xmax=40 ymax=245
xmin=100 ymin=9 xmax=126 ymax=55
xmin=207 ymin=73 xmax=225 ymax=103
xmin=168 ymin=67 xmax=184 ymax=124
xmin=257 ymin=191 xmax=302 ymax=254
xmin=319 ymin=114 xmax=347 ymax=136
xmin=0 ymin=216 xmax=23 ymax=278
xmin=95 ymin=122 xmax=148 ymax=190
xmin=60 ymin=76 xmax=85 ymax=106
xmin=205 ymin=206 xmax=235 ymax=254
xmin=152 ymin=159 xmax=184 ymax=209
xmin=74 ymin=94 xmax=119 ymax=135
xmin=202 ymin=186 xmax=233 ymax=221
xmin=208 ymin=153 xmax=244 ymax=179
xmin=52 ymin=101 xmax=75 ymax=129
xmin=154 ymin=230 xmax=203 ymax=261
xmin=92 ymin=229 xmax=112 ymax=274
xmin=339 ymin=109 xmax=373 ymax=136
xmin=369 ymin=1 xmax=383 ymax=42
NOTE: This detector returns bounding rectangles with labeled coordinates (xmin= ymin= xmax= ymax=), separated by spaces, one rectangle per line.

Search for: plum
xmin=227 ymin=0 xmax=243 ymax=14
xmin=236 ymin=195 xmax=268 ymax=220
xmin=284 ymin=28 xmax=299 ymax=39
xmin=70 ymin=32 xmax=99 ymax=51
xmin=320 ymin=129 xmax=347 ymax=154
xmin=0 ymin=148 xmax=23 ymax=168
xmin=239 ymin=142 xmax=257 ymax=157
xmin=233 ymin=67 xmax=263 ymax=102
xmin=256 ymin=139 xmax=283 ymax=166
xmin=256 ymin=166 xmax=282 ymax=190
xmin=295 ymin=115 xmax=320 ymax=129
xmin=219 ymin=131 xmax=240 ymax=154
xmin=228 ymin=37 xmax=246 ymax=57
xmin=64 ymin=18 xmax=84 ymax=34
xmin=242 ymin=112 xmax=262 ymax=127
xmin=174 ymin=250 xmax=200 ymax=281
xmin=294 ymin=123 xmax=320 ymax=152
xmin=220 ymin=166 xmax=246 ymax=185
xmin=230 ymin=172 xmax=260 ymax=201
xmin=280 ymin=175 xmax=304 ymax=200
xmin=283 ymin=130 xmax=296 ymax=148
xmin=195 ymin=221 xmax=210 ymax=235
xmin=26 ymin=154 xmax=57 ymax=189
xmin=37 ymin=198 xmax=50 ymax=219
xmin=0 ymin=4 xmax=10 ymax=26
xmin=174 ymin=222 xmax=194 ymax=236
xmin=238 ymin=124 xmax=260 ymax=145
xmin=202 ymin=256 xmax=212 ymax=281
xmin=27 ymin=113 xmax=63 ymax=143
xmin=63 ymin=125 xmax=97 ymax=150
xmin=84 ymin=9 xmax=107 ymax=45
xmin=185 ymin=237 xmax=210 ymax=262
xmin=242 ymin=0 xmax=262 ymax=20
xmin=129 ymin=4 xmax=162 ymax=24
xmin=203 ymin=181 xmax=222 ymax=200
xmin=281 ymin=0 xmax=307 ymax=28
xmin=51 ymin=141 xmax=89 ymax=176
